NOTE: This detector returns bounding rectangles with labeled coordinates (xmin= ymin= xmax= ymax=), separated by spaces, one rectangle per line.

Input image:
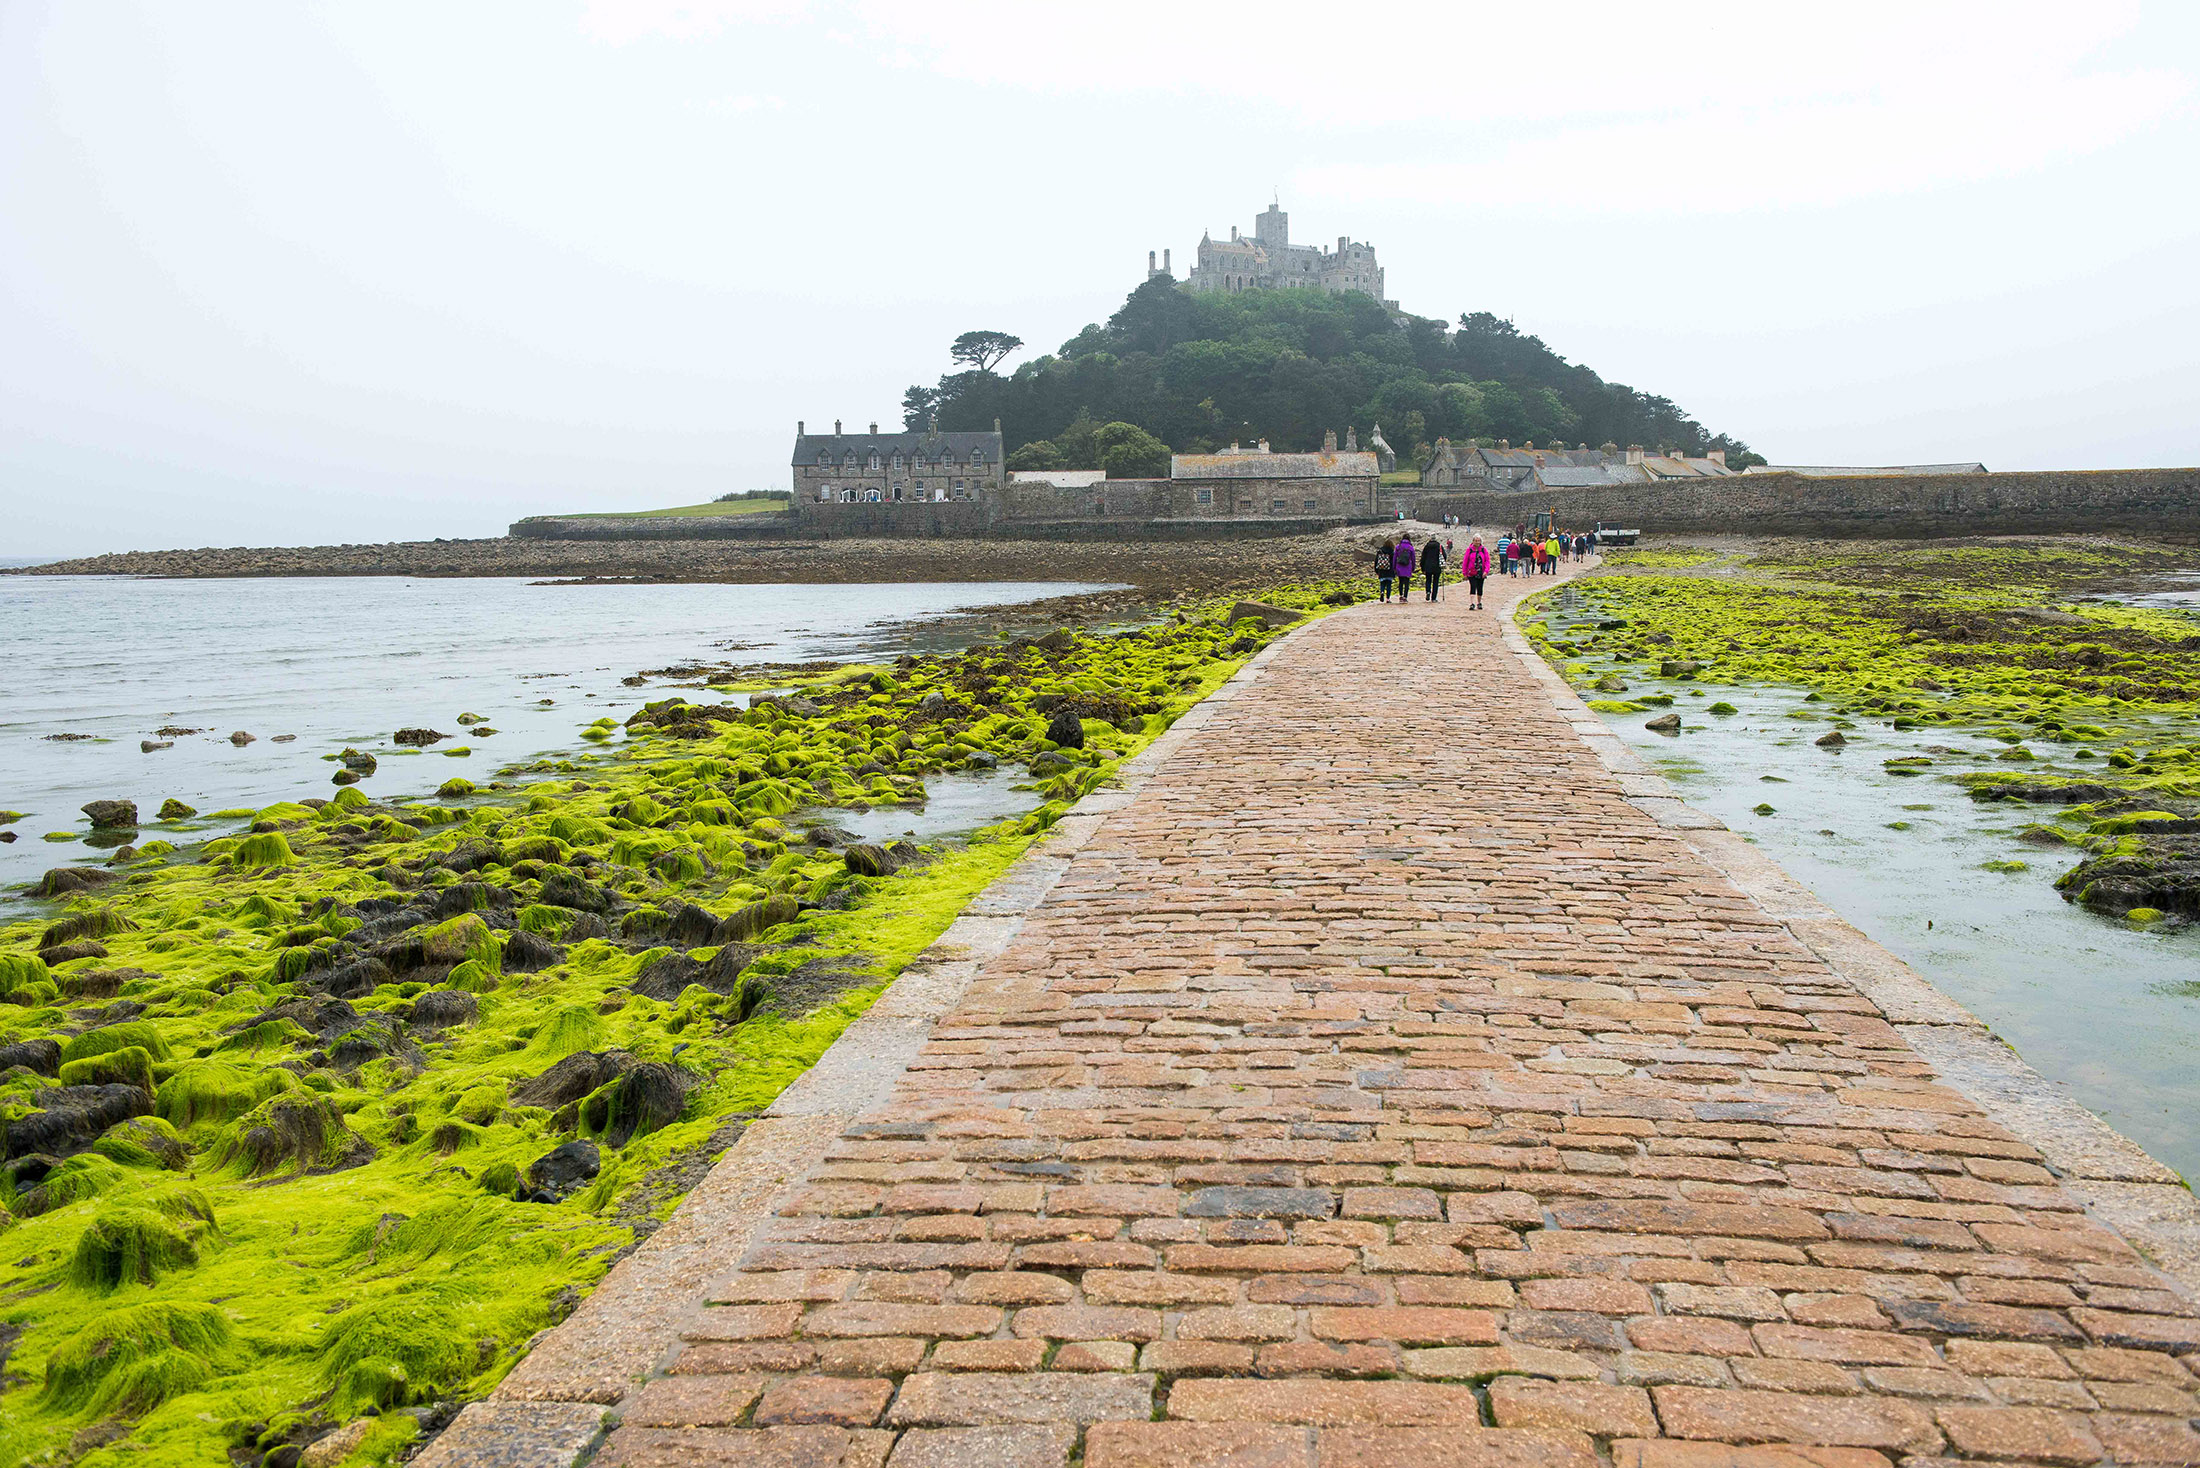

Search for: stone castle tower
xmin=1152 ymin=199 xmax=1392 ymax=308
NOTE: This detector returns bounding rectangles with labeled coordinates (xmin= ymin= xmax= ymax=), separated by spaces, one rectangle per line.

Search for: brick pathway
xmin=587 ymin=567 xmax=2200 ymax=1467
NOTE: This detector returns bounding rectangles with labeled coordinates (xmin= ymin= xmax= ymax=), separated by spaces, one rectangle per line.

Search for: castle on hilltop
xmin=1147 ymin=199 xmax=1394 ymax=309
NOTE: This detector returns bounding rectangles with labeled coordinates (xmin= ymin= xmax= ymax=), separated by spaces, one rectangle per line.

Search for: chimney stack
xmin=869 ymin=421 xmax=879 ymax=435
xmin=1707 ymin=449 xmax=1727 ymax=466
xmin=993 ymin=418 xmax=1002 ymax=436
xmin=798 ymin=420 xmax=805 ymax=436
xmin=1323 ymin=429 xmax=1338 ymax=452
xmin=1163 ymin=247 xmax=1171 ymax=272
xmin=1149 ymin=250 xmax=1157 ymax=273
xmin=834 ymin=419 xmax=843 ymax=436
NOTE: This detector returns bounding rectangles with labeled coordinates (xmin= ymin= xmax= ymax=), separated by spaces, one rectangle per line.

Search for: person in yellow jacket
xmin=1542 ymin=533 xmax=1560 ymax=574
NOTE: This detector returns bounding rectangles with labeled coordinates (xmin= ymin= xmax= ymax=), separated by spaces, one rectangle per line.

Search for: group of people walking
xmin=1372 ymin=525 xmax=1597 ymax=610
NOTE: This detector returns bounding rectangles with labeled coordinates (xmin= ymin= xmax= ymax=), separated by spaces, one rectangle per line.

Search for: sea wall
xmin=1413 ymin=467 xmax=2200 ymax=539
xmin=512 ymin=498 xmax=1373 ymax=542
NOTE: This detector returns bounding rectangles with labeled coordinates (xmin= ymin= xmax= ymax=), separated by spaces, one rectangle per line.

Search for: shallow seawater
xmin=823 ymin=768 xmax=1049 ymax=845
xmin=0 ymin=576 xmax=1118 ymax=888
xmin=1587 ymin=679 xmax=2200 ymax=1183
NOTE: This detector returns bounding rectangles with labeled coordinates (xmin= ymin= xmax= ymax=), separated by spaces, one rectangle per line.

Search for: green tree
xmin=1092 ymin=422 xmax=1170 ymax=479
xmin=949 ymin=330 xmax=1024 ymax=373
xmin=1006 ymin=440 xmax=1063 ymax=471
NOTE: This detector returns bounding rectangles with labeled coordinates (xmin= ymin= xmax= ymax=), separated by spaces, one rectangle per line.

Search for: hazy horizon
xmin=5 ymin=1 xmax=2199 ymax=558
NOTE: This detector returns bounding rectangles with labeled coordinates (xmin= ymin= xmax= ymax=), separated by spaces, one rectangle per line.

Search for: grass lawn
xmin=1379 ymin=470 xmax=1422 ymax=487
xmin=557 ymin=497 xmax=791 ymax=519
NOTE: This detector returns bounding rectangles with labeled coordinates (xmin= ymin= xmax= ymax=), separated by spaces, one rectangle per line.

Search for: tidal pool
xmin=1586 ymin=677 xmax=2200 ymax=1183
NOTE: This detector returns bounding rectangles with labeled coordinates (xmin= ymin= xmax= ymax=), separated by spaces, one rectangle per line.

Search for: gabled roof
xmin=791 ymin=428 xmax=1000 ymax=467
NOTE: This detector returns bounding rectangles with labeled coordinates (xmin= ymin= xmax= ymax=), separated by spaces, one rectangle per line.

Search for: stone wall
xmin=1412 ymin=468 xmax=2200 ymax=539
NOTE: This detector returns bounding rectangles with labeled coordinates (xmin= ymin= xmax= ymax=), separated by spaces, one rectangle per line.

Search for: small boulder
xmin=140 ymin=740 xmax=172 ymax=753
xmin=523 ymin=1140 xmax=600 ymax=1202
xmin=338 ymin=749 xmax=378 ymax=775
xmin=1814 ymin=730 xmax=1847 ymax=748
xmin=919 ymin=691 xmax=948 ymax=714
xmin=31 ymin=867 xmax=117 ymax=899
xmin=1227 ymin=600 xmax=1302 ymax=629
xmin=157 ymin=799 xmax=196 ymax=820
xmin=0 ymin=1038 xmax=62 ymax=1077
xmin=512 ymin=1050 xmax=631 ymax=1110
xmin=717 ymin=894 xmax=802 ymax=942
xmin=963 ymin=751 xmax=998 ymax=770
xmin=81 ymin=800 xmax=138 ymax=830
xmin=1658 ymin=660 xmax=1703 ymax=678
xmin=1045 ymin=710 xmax=1085 ymax=749
xmin=407 ymin=990 xmax=479 ymax=1028
xmin=1644 ymin=713 xmax=1681 ymax=733
xmin=331 ymin=770 xmax=361 ymax=786
xmin=228 ymin=731 xmax=256 ymax=746
xmin=1593 ymin=675 xmax=1628 ymax=693
xmin=393 ymin=728 xmax=451 ymax=747
xmin=844 ymin=843 xmax=901 ymax=878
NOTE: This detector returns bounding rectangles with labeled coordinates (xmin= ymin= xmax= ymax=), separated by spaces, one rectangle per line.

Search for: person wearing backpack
xmin=1374 ymin=536 xmax=1398 ymax=602
xmin=1419 ymin=535 xmax=1446 ymax=601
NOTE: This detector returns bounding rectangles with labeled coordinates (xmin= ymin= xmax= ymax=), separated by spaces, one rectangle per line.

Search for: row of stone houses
xmin=790 ymin=419 xmax=1007 ymax=505
xmin=1420 ymin=438 xmax=1738 ymax=495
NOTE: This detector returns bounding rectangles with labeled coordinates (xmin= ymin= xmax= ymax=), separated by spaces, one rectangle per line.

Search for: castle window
xmin=1304 ymin=497 xmax=1319 ymax=512
xmin=1271 ymin=498 xmax=1286 ymax=512
xmin=1195 ymin=488 xmax=1212 ymax=505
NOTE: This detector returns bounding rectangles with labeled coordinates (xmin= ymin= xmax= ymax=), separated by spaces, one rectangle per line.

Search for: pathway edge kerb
xmin=429 ymin=610 xmax=1328 ymax=1465
xmin=1503 ymin=576 xmax=2200 ymax=1295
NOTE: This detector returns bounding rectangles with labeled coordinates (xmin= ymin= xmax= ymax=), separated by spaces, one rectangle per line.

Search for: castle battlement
xmin=1157 ymin=199 xmax=1392 ymax=308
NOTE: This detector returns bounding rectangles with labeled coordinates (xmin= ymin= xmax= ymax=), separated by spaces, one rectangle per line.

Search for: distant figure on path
xmin=1420 ymin=535 xmax=1445 ymax=601
xmin=1461 ymin=535 xmax=1490 ymax=610
xmin=1392 ymin=533 xmax=1416 ymax=603
xmin=1544 ymin=533 xmax=1561 ymax=573
xmin=1375 ymin=536 xmax=1398 ymax=602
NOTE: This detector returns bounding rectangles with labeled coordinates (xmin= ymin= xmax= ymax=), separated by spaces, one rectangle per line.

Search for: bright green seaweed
xmin=0 ymin=585 xmax=1351 ymax=1466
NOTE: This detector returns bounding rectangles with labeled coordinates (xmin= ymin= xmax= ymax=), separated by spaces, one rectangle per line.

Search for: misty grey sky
xmin=4 ymin=1 xmax=2198 ymax=558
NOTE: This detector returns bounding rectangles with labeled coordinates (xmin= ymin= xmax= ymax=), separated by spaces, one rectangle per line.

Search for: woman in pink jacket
xmin=1460 ymin=535 xmax=1492 ymax=610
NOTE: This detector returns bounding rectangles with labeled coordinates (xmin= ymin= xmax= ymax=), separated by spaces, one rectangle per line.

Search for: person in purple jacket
xmin=1391 ymin=533 xmax=1416 ymax=605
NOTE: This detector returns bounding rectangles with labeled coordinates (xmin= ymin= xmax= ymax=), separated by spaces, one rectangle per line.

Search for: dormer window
xmin=868 ymin=452 xmax=881 ymax=470
xmin=891 ymin=453 xmax=903 ymax=470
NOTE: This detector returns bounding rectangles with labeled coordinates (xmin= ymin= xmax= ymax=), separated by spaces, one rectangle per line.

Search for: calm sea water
xmin=0 ymin=577 xmax=1111 ymax=889
xmin=1583 ymin=673 xmax=2200 ymax=1184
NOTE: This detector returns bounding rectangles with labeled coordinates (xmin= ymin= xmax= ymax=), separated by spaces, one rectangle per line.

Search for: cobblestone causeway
xmin=463 ymin=566 xmax=2200 ymax=1467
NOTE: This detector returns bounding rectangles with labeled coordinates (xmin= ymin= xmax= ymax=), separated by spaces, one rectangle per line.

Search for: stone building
xmin=1420 ymin=439 xmax=1734 ymax=491
xmin=1169 ymin=431 xmax=1379 ymax=517
xmin=1172 ymin=200 xmax=1393 ymax=308
xmin=789 ymin=419 xmax=1003 ymax=510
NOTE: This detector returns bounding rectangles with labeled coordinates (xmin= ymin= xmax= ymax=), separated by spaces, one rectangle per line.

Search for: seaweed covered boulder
xmin=576 ymin=1061 xmax=693 ymax=1148
xmin=2056 ymin=835 xmax=2200 ymax=921
xmin=511 ymin=1050 xmax=632 ymax=1111
xmin=40 ymin=1301 xmax=240 ymax=1417
xmin=522 ymin=1139 xmax=600 ymax=1203
xmin=406 ymin=989 xmax=479 ymax=1029
xmin=316 ymin=1296 xmax=472 ymax=1415
xmin=3 ymin=1084 xmax=153 ymax=1161
xmin=70 ymin=1189 xmax=218 ymax=1289
xmin=29 ymin=866 xmax=117 ymax=899
xmin=0 ymin=1036 xmax=62 ymax=1077
xmin=215 ymin=1093 xmax=372 ymax=1176
xmin=81 ymin=799 xmax=139 ymax=830
xmin=1044 ymin=709 xmax=1086 ymax=749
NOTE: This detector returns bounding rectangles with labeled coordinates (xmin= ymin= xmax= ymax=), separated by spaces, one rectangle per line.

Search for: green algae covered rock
xmin=229 ymin=830 xmax=295 ymax=867
xmin=319 ymin=1296 xmax=474 ymax=1416
xmin=41 ymin=1301 xmax=238 ymax=1415
xmin=156 ymin=799 xmax=197 ymax=821
xmin=61 ymin=1020 xmax=171 ymax=1065
xmin=69 ymin=1191 xmax=217 ymax=1290
xmin=58 ymin=1044 xmax=155 ymax=1092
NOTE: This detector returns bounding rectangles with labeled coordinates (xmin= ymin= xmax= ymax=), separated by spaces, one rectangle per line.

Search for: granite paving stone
xmin=463 ymin=563 xmax=2200 ymax=1465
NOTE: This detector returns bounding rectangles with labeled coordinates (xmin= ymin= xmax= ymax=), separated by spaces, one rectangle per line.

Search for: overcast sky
xmin=4 ymin=1 xmax=2198 ymax=557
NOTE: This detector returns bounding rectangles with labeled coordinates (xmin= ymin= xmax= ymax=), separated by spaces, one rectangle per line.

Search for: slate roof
xmin=1747 ymin=463 xmax=1988 ymax=477
xmin=792 ymin=429 xmax=999 ymax=467
xmin=1170 ymin=451 xmax=1380 ymax=480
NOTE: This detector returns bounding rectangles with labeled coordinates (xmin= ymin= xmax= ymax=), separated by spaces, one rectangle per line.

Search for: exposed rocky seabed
xmin=0 ymin=585 xmax=1348 ymax=1468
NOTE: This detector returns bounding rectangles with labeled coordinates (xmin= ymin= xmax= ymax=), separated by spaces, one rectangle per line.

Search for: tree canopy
xmin=948 ymin=330 xmax=1024 ymax=373
xmin=908 ymin=280 xmax=1760 ymax=471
